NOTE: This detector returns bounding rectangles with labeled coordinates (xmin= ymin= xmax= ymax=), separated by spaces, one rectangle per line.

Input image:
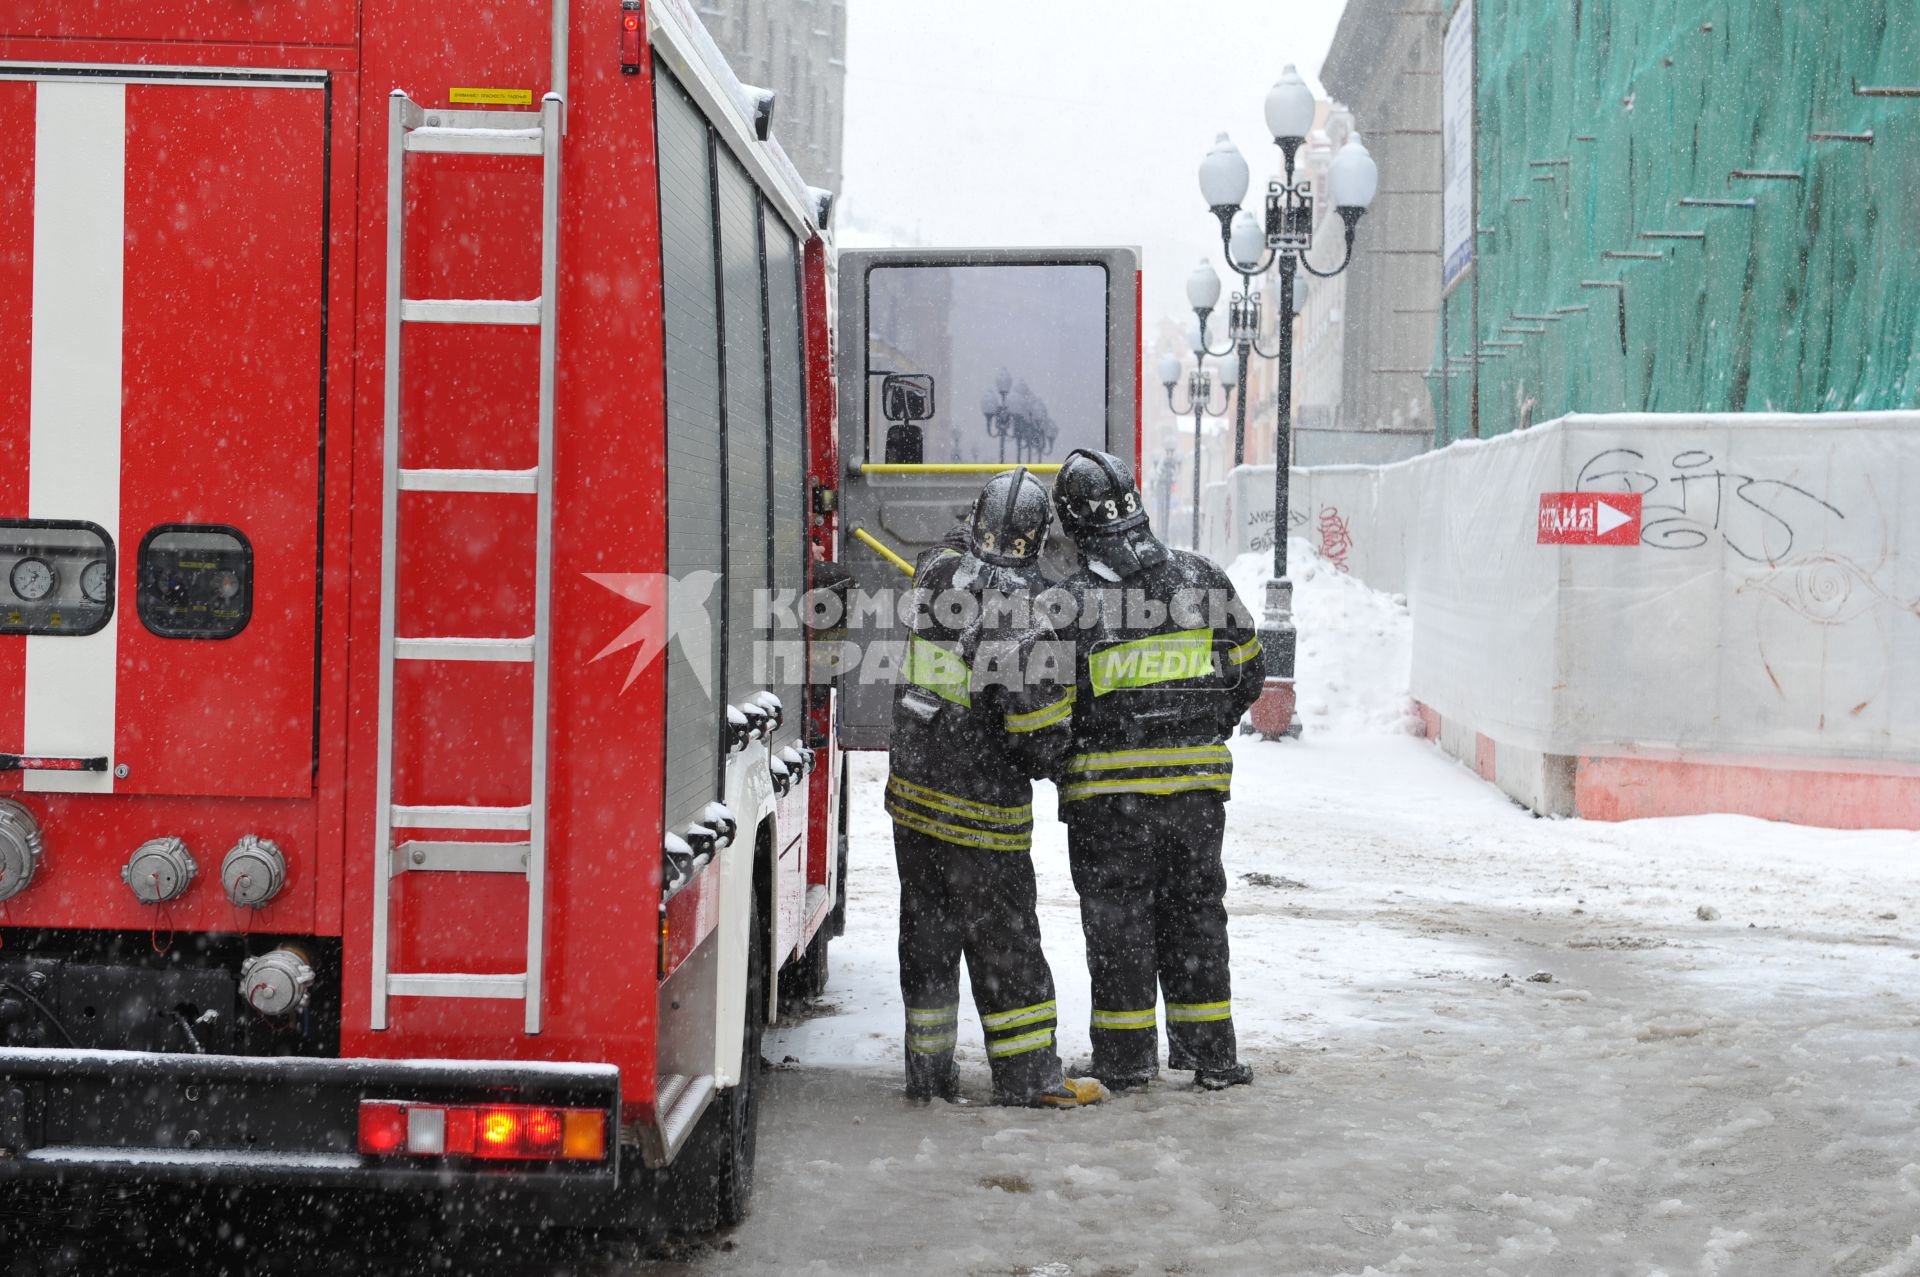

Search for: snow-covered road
xmin=667 ymin=555 xmax=1920 ymax=1277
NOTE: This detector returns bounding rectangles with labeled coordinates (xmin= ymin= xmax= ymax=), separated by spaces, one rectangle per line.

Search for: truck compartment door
xmin=0 ymin=70 xmax=327 ymax=799
xmin=833 ymin=248 xmax=1140 ymax=750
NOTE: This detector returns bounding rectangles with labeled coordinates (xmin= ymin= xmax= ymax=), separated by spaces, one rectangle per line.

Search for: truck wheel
xmin=782 ymin=922 xmax=830 ymax=1006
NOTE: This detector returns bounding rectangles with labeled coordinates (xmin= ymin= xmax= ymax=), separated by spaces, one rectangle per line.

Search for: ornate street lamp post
xmin=980 ymin=365 xmax=1015 ymax=462
xmin=980 ymin=367 xmax=1057 ymax=465
xmin=1159 ymin=328 xmax=1234 ymax=552
xmin=1197 ymin=64 xmax=1378 ymax=740
xmin=1187 ymin=254 xmax=1290 ymax=469
xmin=1153 ymin=439 xmax=1179 ymax=534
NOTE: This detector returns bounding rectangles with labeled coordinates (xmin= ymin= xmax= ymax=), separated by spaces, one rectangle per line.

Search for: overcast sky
xmin=839 ymin=0 xmax=1350 ymax=338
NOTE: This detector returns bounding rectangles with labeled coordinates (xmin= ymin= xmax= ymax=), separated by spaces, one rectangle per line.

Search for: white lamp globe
xmin=1264 ymin=64 xmax=1317 ymax=143
xmin=1228 ymin=209 xmax=1266 ymax=273
xmin=1328 ymin=133 xmax=1379 ymax=210
xmin=1218 ymin=356 xmax=1238 ymax=390
xmin=1157 ymin=351 xmax=1182 ymax=389
xmin=1186 ymin=259 xmax=1223 ymax=312
xmin=1197 ymin=133 xmax=1250 ymax=209
xmin=994 ymin=366 xmax=1013 ymax=395
xmin=979 ymin=389 xmax=1000 ymax=417
xmin=1011 ymin=381 xmax=1034 ymax=418
xmin=1183 ymin=315 xmax=1206 ymax=355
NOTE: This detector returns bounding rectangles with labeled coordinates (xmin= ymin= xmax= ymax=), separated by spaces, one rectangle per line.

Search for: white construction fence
xmin=1207 ymin=412 xmax=1920 ymax=828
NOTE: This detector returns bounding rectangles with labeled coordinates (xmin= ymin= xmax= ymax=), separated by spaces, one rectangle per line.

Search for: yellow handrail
xmin=850 ymin=526 xmax=916 ymax=577
xmin=852 ymin=462 xmax=1062 ymax=476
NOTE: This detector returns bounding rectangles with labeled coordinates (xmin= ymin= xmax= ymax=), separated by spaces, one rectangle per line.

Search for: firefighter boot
xmin=989 ymin=1042 xmax=1103 ymax=1108
xmin=1068 ymin=1058 xmax=1157 ymax=1093
xmin=1193 ymin=1062 xmax=1254 ymax=1091
xmin=905 ymin=1049 xmax=961 ymax=1103
xmin=1026 ymin=1077 xmax=1110 ymax=1109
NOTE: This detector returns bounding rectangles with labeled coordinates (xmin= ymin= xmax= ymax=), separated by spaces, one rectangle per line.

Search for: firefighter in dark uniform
xmin=1051 ymin=448 xmax=1263 ymax=1091
xmin=885 ymin=468 xmax=1107 ymax=1109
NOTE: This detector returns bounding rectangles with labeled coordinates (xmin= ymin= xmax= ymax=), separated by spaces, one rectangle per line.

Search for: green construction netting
xmin=1434 ymin=0 xmax=1920 ymax=443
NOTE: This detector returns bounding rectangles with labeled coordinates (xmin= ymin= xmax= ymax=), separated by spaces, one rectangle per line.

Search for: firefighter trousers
xmin=893 ymin=825 xmax=1065 ymax=1102
xmin=1065 ymin=792 xmax=1239 ymax=1076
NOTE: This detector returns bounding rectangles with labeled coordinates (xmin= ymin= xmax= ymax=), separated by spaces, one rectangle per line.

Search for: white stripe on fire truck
xmin=24 ymin=80 xmax=123 ymax=795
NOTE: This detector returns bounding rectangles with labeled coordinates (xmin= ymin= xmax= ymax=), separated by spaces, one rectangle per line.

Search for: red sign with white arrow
xmin=1537 ymin=492 xmax=1642 ymax=546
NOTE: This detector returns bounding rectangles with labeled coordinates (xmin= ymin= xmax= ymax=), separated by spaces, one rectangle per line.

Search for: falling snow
xmin=696 ymin=546 xmax=1920 ymax=1277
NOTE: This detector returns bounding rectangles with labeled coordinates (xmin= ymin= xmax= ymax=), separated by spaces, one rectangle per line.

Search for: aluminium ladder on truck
xmin=370 ymin=90 xmax=563 ymax=1034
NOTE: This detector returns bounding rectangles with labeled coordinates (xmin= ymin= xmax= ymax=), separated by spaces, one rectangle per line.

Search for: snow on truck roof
xmin=648 ymin=0 xmax=829 ymax=241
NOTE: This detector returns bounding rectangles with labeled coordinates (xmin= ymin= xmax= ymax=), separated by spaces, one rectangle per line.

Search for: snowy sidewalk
xmin=689 ymin=558 xmax=1920 ymax=1277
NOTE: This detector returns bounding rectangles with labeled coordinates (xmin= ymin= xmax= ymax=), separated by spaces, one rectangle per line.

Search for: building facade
xmin=1308 ymin=0 xmax=1445 ymax=465
xmin=1436 ymin=0 xmax=1920 ymax=443
xmin=695 ymin=0 xmax=847 ymax=196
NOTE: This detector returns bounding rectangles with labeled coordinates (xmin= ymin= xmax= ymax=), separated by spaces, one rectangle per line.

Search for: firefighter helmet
xmin=968 ymin=467 xmax=1053 ymax=568
xmin=1052 ymin=448 xmax=1149 ymax=538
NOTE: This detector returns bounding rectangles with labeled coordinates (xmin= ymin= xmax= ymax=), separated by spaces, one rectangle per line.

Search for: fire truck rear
xmin=0 ymin=0 xmax=844 ymax=1232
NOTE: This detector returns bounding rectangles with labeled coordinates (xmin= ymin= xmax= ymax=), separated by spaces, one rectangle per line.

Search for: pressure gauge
xmin=80 ymin=559 xmax=111 ymax=604
xmin=10 ymin=557 xmax=54 ymax=602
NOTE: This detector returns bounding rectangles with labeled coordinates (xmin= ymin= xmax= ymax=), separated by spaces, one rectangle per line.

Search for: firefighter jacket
xmin=884 ymin=546 xmax=1075 ymax=852
xmin=1059 ymin=548 xmax=1265 ymax=807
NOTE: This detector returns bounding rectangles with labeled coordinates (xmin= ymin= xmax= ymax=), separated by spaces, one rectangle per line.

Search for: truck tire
xmin=782 ymin=921 xmax=830 ymax=1005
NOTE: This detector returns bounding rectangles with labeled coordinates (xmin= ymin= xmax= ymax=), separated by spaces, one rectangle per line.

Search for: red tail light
xmin=358 ymin=1099 xmax=608 ymax=1162
xmin=357 ymin=1101 xmax=406 ymax=1154
xmin=523 ymin=1107 xmax=564 ymax=1155
xmin=475 ymin=1107 xmax=524 ymax=1158
xmin=446 ymin=1107 xmax=478 ymax=1155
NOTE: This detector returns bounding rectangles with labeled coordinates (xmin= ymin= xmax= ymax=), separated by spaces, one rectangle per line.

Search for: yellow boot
xmin=1028 ymin=1076 xmax=1110 ymax=1109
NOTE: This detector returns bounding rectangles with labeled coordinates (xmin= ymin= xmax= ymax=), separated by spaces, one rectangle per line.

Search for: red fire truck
xmin=0 ymin=0 xmax=1148 ymax=1237
xmin=0 ymin=0 xmax=851 ymax=1232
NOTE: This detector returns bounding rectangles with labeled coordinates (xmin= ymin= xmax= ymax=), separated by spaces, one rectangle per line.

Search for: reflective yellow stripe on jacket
xmin=1059 ymin=744 xmax=1234 ymax=804
xmin=1004 ymin=687 xmax=1074 ymax=735
xmin=1087 ymin=628 xmax=1217 ymax=697
xmin=906 ymin=635 xmax=972 ymax=708
xmin=885 ymin=774 xmax=1035 ymax=851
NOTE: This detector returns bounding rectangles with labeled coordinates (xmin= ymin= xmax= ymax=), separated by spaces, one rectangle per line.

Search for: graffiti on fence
xmin=1574 ymin=446 xmax=1843 ymax=564
xmin=1317 ymin=506 xmax=1354 ymax=573
xmin=1243 ymin=505 xmax=1311 ymax=556
xmin=1574 ymin=444 xmax=1920 ymax=725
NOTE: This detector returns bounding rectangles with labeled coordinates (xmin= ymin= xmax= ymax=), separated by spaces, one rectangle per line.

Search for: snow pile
xmin=1228 ymin=536 xmax=1418 ymax=737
